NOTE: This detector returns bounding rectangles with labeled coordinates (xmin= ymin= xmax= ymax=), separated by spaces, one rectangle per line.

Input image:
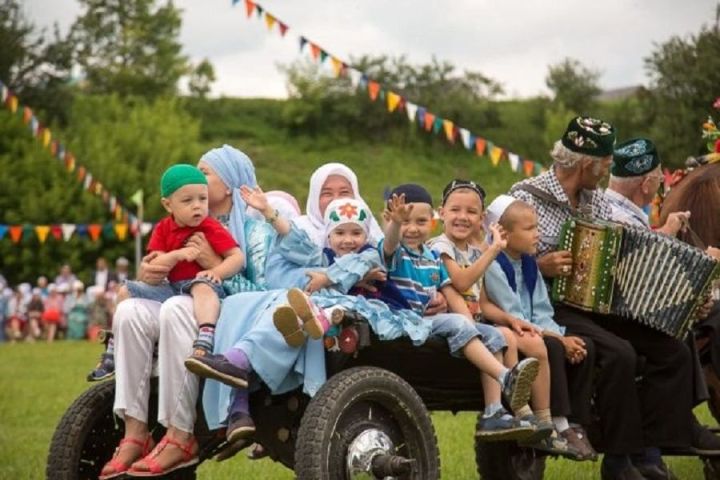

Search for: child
xmin=382 ymin=183 xmax=543 ymax=439
xmin=479 ymin=195 xmax=597 ymax=460
xmin=126 ymin=164 xmax=244 ymax=361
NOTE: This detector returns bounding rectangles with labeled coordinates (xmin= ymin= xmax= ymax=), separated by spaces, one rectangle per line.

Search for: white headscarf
xmin=323 ymin=198 xmax=372 ymax=240
xmin=484 ymin=194 xmax=518 ymax=244
xmin=293 ymin=162 xmax=383 ymax=247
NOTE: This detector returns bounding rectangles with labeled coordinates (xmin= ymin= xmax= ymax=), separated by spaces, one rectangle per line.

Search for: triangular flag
xmin=424 ymin=112 xmax=435 ymax=131
xmin=30 ymin=117 xmax=38 ymax=136
xmin=244 ymin=0 xmax=255 ymax=17
xmin=490 ymin=145 xmax=503 ymax=166
xmin=348 ymin=68 xmax=362 ymax=87
xmin=35 ymin=225 xmax=50 ymax=244
xmin=84 ymin=173 xmax=93 ymax=190
xmin=77 ymin=166 xmax=86 ymax=182
xmin=523 ymin=160 xmax=535 ymax=177
xmin=87 ymin=224 xmax=102 ymax=242
xmin=9 ymin=225 xmax=22 ymax=243
xmin=42 ymin=128 xmax=51 ymax=147
xmin=299 ymin=36 xmax=308 ymax=52
xmin=61 ymin=223 xmax=75 ymax=241
xmin=459 ymin=128 xmax=471 ymax=149
xmin=432 ymin=117 xmax=443 ymax=135
xmin=443 ymin=120 xmax=456 ymax=143
xmin=278 ymin=22 xmax=288 ymax=36
xmin=0 ymin=83 xmax=6 ymax=103
xmin=22 ymin=106 xmax=32 ymax=124
xmin=508 ymin=152 xmax=520 ymax=172
xmin=130 ymin=189 xmax=143 ymax=206
xmin=56 ymin=144 xmax=64 ymax=160
xmin=358 ymin=73 xmax=368 ymax=89
xmin=0 ymin=225 xmax=7 ymax=240
xmin=102 ymin=223 xmax=115 ymax=240
xmin=264 ymin=12 xmax=276 ymax=30
xmin=417 ymin=107 xmax=426 ymax=126
xmin=255 ymin=5 xmax=263 ymax=17
xmin=50 ymin=225 xmax=62 ymax=240
xmin=536 ymin=163 xmax=545 ymax=175
xmin=309 ymin=43 xmax=321 ymax=61
xmin=114 ymin=223 xmax=129 ymax=241
xmin=387 ymin=91 xmax=401 ymax=113
xmin=65 ymin=152 xmax=75 ymax=172
xmin=75 ymin=224 xmax=87 ymax=237
xmin=50 ymin=140 xmax=58 ymax=156
xmin=405 ymin=101 xmax=418 ymax=123
xmin=367 ymin=81 xmax=380 ymax=101
xmin=8 ymin=95 xmax=18 ymax=113
xmin=141 ymin=222 xmax=154 ymax=237
xmin=475 ymin=138 xmax=487 ymax=156
xmin=115 ymin=205 xmax=124 ymax=222
xmin=330 ymin=57 xmax=343 ymax=77
xmin=319 ymin=50 xmax=328 ymax=63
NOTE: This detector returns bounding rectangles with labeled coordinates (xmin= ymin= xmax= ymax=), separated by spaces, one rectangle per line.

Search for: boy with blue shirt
xmin=381 ymin=183 xmax=543 ymax=440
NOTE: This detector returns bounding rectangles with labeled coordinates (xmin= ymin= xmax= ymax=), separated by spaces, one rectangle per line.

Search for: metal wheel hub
xmin=346 ymin=429 xmax=395 ymax=479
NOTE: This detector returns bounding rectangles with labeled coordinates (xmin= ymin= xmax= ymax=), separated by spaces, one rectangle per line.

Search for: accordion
xmin=551 ymin=217 xmax=720 ymax=338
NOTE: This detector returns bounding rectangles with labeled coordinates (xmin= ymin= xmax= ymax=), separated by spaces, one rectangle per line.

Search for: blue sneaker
xmin=475 ymin=409 xmax=535 ymax=442
xmin=87 ymin=353 xmax=115 ymax=382
xmin=184 ymin=353 xmax=249 ymax=389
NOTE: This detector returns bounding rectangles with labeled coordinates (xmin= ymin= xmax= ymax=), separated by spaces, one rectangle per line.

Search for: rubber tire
xmin=474 ymin=414 xmax=546 ymax=480
xmin=294 ymin=366 xmax=440 ymax=479
xmin=46 ymin=381 xmax=196 ymax=480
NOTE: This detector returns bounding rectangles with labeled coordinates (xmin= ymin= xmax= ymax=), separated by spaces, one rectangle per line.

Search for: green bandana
xmin=160 ymin=164 xmax=207 ymax=198
xmin=611 ymin=138 xmax=660 ymax=177
xmin=561 ymin=116 xmax=616 ymax=157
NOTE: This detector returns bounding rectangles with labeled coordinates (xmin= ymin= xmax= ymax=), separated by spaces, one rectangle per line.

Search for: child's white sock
xmin=483 ymin=401 xmax=503 ymax=417
xmin=496 ymin=367 xmax=510 ymax=386
xmin=516 ymin=405 xmax=533 ymax=418
xmin=553 ymin=416 xmax=571 ymax=433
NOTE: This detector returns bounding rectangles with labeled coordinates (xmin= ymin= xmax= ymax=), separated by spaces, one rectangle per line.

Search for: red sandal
xmin=127 ymin=435 xmax=199 ymax=477
xmin=98 ymin=435 xmax=155 ymax=480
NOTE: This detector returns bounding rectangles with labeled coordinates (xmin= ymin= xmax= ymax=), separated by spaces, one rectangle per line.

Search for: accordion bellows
xmin=552 ymin=217 xmax=720 ymax=338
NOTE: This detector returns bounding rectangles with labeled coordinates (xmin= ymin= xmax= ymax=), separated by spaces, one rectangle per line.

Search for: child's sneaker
xmin=87 ymin=353 xmax=115 ymax=382
xmin=517 ymin=415 xmax=554 ymax=444
xmin=475 ymin=409 xmax=535 ymax=441
xmin=226 ymin=412 xmax=256 ymax=444
xmin=523 ymin=429 xmax=581 ymax=459
xmin=501 ymin=358 xmax=540 ymax=413
xmin=184 ymin=353 xmax=249 ymax=389
xmin=286 ymin=288 xmax=333 ymax=339
xmin=273 ymin=305 xmax=306 ymax=347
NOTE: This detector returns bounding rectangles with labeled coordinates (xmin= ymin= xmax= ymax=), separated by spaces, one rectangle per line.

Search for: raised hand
xmin=488 ymin=222 xmax=507 ymax=250
xmin=240 ymin=185 xmax=269 ymax=214
xmin=386 ymin=194 xmax=414 ymax=224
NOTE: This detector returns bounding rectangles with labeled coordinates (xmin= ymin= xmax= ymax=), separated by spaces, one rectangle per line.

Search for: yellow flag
xmin=265 ymin=13 xmax=276 ymax=30
xmin=35 ymin=225 xmax=50 ymax=244
xmin=42 ymin=128 xmax=51 ymax=147
xmin=387 ymin=92 xmax=401 ymax=113
xmin=8 ymin=95 xmax=18 ymax=113
xmin=330 ymin=57 xmax=343 ymax=77
xmin=490 ymin=146 xmax=503 ymax=166
xmin=443 ymin=120 xmax=455 ymax=143
xmin=114 ymin=223 xmax=128 ymax=241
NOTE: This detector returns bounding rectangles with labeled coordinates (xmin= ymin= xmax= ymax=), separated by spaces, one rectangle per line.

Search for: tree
xmin=188 ymin=58 xmax=215 ymax=98
xmin=546 ymin=58 xmax=601 ymax=114
xmin=68 ymin=0 xmax=188 ymax=98
xmin=0 ymin=0 xmax=74 ymax=123
xmin=644 ymin=25 xmax=720 ymax=166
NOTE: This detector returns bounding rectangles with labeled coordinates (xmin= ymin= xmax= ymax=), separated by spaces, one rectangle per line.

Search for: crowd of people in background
xmin=0 ymin=256 xmax=131 ymax=343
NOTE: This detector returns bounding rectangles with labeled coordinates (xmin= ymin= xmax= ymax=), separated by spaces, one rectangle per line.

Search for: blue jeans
xmin=126 ymin=278 xmax=225 ymax=303
xmin=427 ymin=313 xmax=506 ymax=357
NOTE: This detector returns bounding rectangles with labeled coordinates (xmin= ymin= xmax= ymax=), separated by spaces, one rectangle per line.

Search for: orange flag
xmin=9 ymin=225 xmax=22 ymax=243
xmin=264 ymin=13 xmax=276 ymax=30
xmin=367 ymin=81 xmax=380 ymax=101
xmin=114 ymin=223 xmax=129 ymax=241
xmin=22 ymin=106 xmax=32 ymax=124
xmin=443 ymin=120 xmax=455 ymax=143
xmin=424 ymin=112 xmax=436 ymax=132
xmin=244 ymin=0 xmax=255 ymax=17
xmin=87 ymin=224 xmax=102 ymax=242
xmin=523 ymin=160 xmax=535 ymax=177
xmin=490 ymin=146 xmax=503 ymax=166
xmin=475 ymin=138 xmax=487 ymax=156
xmin=35 ymin=225 xmax=50 ymax=244
xmin=77 ymin=166 xmax=86 ymax=182
xmin=330 ymin=57 xmax=344 ymax=77
xmin=387 ymin=91 xmax=401 ymax=112
xmin=309 ymin=43 xmax=321 ymax=61
xmin=65 ymin=152 xmax=75 ymax=172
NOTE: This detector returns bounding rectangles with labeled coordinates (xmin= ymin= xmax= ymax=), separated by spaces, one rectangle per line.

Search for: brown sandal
xmin=98 ymin=435 xmax=155 ymax=480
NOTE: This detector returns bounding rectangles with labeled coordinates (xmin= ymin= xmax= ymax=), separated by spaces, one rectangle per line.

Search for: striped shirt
xmin=379 ymin=240 xmax=451 ymax=315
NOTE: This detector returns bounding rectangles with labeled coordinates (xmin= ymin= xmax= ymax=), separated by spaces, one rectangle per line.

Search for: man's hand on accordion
xmin=560 ymin=336 xmax=588 ymax=364
xmin=697 ymin=293 xmax=716 ymax=321
xmin=537 ymin=250 xmax=573 ymax=278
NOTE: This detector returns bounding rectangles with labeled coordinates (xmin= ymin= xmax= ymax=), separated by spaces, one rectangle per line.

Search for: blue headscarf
xmin=200 ymin=145 xmax=257 ymax=257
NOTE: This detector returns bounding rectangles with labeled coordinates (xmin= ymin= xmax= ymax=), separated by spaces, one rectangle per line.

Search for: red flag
xmin=50 ymin=225 xmax=62 ymax=240
xmin=475 ymin=138 xmax=487 ymax=156
xmin=424 ymin=112 xmax=435 ymax=132
xmin=278 ymin=22 xmax=289 ymax=36
xmin=9 ymin=225 xmax=22 ymax=244
xmin=244 ymin=0 xmax=255 ymax=17
xmin=309 ymin=43 xmax=321 ymax=60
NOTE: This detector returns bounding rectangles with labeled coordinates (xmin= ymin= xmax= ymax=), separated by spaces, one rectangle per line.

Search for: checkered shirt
xmin=509 ymin=168 xmax=613 ymax=256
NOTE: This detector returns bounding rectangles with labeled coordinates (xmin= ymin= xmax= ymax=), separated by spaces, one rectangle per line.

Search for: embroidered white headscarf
xmin=293 ymin=162 xmax=383 ymax=247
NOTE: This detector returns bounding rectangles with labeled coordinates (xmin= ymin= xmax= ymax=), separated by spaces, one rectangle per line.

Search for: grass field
xmin=0 ymin=341 xmax=713 ymax=479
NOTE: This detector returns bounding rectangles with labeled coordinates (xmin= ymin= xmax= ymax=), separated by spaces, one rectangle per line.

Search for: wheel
xmin=46 ymin=381 xmax=197 ymax=480
xmin=294 ymin=366 xmax=440 ymax=479
xmin=703 ymin=456 xmax=720 ymax=480
xmin=474 ymin=415 xmax=546 ymax=480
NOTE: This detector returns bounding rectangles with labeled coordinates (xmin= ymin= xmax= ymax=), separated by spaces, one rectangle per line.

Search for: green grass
xmin=0 ymin=341 xmax=713 ymax=479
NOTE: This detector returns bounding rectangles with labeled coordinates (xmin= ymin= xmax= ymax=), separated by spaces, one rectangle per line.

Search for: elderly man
xmin=510 ymin=117 xmax=693 ymax=480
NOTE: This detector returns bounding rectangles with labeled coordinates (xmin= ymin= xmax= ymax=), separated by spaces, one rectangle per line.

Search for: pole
xmin=134 ymin=200 xmax=143 ymax=279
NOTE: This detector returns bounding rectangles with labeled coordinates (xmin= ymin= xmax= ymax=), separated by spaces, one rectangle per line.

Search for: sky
xmin=22 ymin=0 xmax=718 ymax=99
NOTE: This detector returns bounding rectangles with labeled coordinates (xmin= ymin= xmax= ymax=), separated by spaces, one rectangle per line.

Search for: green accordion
xmin=552 ymin=217 xmax=720 ymax=339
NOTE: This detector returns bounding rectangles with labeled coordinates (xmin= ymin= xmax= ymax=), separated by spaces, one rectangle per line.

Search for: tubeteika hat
xmin=441 ymin=179 xmax=486 ymax=206
xmin=160 ymin=164 xmax=207 ymax=198
xmin=561 ymin=116 xmax=616 ymax=157
xmin=388 ymin=184 xmax=433 ymax=208
xmin=611 ymin=138 xmax=661 ymax=177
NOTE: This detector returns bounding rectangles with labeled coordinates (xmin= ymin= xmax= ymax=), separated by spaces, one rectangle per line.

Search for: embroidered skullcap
xmin=441 ymin=179 xmax=486 ymax=206
xmin=561 ymin=116 xmax=616 ymax=157
xmin=160 ymin=164 xmax=207 ymax=198
xmin=611 ymin=138 xmax=661 ymax=177
xmin=484 ymin=194 xmax=519 ymax=244
xmin=324 ymin=198 xmax=371 ymax=238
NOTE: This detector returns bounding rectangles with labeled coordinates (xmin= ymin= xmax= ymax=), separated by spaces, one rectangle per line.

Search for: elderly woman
xmin=99 ymin=145 xmax=265 ymax=479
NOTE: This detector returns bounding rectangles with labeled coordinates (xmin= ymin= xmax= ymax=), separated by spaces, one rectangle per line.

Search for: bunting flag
xmin=232 ymin=1 xmax=544 ymax=177
xmin=0 ymin=221 xmax=154 ymax=243
xmin=0 ymin=80 xmax=137 ymax=224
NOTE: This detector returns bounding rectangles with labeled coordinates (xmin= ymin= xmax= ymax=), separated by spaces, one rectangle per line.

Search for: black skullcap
xmin=561 ymin=116 xmax=616 ymax=157
xmin=441 ymin=179 xmax=486 ymax=206
xmin=388 ymin=184 xmax=433 ymax=208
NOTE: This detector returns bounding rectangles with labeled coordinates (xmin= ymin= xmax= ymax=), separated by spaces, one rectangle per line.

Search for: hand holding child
xmin=240 ymin=185 xmax=270 ymax=214
xmin=386 ymin=194 xmax=414 ymax=224
xmin=196 ymin=269 xmax=222 ymax=284
xmin=305 ymin=270 xmax=331 ymax=293
xmin=177 ymin=246 xmax=200 ymax=262
xmin=355 ymin=267 xmax=387 ymax=292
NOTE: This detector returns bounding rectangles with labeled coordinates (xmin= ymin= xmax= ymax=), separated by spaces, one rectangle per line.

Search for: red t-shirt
xmin=147 ymin=216 xmax=238 ymax=283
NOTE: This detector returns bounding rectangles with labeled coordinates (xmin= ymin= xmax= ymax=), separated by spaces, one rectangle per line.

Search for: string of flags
xmin=234 ymin=0 xmax=545 ymax=177
xmin=0 ymin=222 xmax=155 ymax=244
xmin=0 ymin=79 xmax=141 ymax=224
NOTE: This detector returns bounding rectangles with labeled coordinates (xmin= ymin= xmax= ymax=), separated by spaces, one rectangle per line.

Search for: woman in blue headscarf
xmin=103 ymin=145 xmax=274 ymax=479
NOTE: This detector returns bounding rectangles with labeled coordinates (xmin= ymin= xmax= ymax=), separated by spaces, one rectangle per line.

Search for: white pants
xmin=113 ymin=296 xmax=198 ymax=433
